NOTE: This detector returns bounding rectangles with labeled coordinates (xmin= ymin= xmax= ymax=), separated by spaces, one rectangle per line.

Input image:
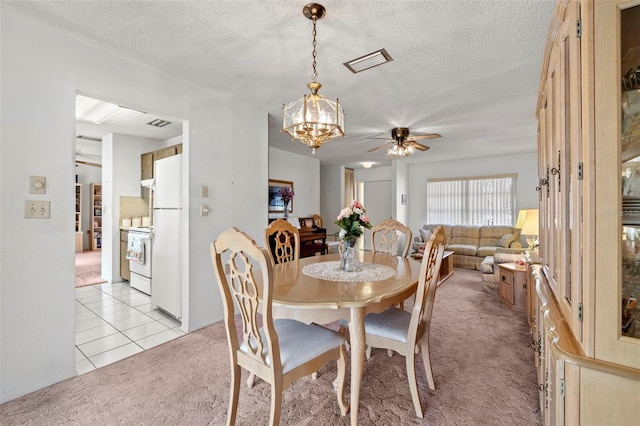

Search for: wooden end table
xmin=498 ymin=262 xmax=528 ymax=310
xmin=438 ymin=251 xmax=454 ymax=285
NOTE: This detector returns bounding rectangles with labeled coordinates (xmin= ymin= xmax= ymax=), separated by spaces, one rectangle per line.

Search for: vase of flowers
xmin=335 ymin=201 xmax=372 ymax=272
xmin=279 ymin=186 xmax=295 ymax=218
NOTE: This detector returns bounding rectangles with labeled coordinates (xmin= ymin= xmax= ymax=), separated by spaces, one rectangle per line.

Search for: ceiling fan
xmin=368 ymin=127 xmax=441 ymax=157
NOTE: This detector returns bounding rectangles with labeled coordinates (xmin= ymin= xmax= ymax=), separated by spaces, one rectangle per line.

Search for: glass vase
xmin=283 ymin=201 xmax=289 ymax=219
xmin=339 ymin=238 xmax=361 ymax=272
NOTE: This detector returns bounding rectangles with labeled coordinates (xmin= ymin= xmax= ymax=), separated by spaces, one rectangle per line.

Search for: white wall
xmin=393 ymin=160 xmax=409 ymax=225
xmin=1 ymin=9 xmax=267 ymax=403
xmin=320 ymin=165 xmax=345 ymax=237
xmin=268 ymin=147 xmax=320 ymax=220
xmin=407 ymin=153 xmax=539 ymax=233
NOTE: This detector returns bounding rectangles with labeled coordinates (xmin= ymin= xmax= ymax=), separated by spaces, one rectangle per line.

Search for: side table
xmin=498 ymin=262 xmax=527 ymax=310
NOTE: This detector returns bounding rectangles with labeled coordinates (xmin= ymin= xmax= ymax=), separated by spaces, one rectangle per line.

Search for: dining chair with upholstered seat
xmin=371 ymin=218 xmax=413 ymax=313
xmin=341 ymin=226 xmax=445 ymax=418
xmin=370 ymin=218 xmax=413 ymax=257
xmin=210 ymin=227 xmax=348 ymax=425
xmin=264 ymin=218 xmax=300 ymax=265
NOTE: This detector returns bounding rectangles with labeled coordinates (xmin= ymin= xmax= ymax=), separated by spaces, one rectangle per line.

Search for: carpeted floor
xmin=75 ymin=251 xmax=106 ymax=287
xmin=0 ymin=268 xmax=540 ymax=425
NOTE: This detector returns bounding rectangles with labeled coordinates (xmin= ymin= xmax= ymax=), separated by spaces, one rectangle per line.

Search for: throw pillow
xmin=497 ymin=233 xmax=517 ymax=248
xmin=419 ymin=228 xmax=432 ymax=242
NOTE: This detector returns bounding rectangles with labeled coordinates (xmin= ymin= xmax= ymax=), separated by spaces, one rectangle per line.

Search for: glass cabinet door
xmin=620 ymin=4 xmax=640 ymax=339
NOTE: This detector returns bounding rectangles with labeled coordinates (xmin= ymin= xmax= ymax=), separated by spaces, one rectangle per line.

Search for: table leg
xmin=349 ymin=307 xmax=365 ymax=426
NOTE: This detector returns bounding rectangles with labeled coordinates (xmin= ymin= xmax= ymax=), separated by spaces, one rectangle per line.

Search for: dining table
xmin=269 ymin=251 xmax=422 ymax=425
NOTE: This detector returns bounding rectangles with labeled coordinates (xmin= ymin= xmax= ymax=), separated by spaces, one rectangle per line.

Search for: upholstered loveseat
xmin=413 ymin=224 xmax=523 ymax=270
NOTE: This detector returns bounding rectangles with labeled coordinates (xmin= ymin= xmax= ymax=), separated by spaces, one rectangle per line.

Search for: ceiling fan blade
xmin=407 ymin=141 xmax=430 ymax=151
xmin=367 ymin=137 xmax=394 ymax=141
xmin=409 ymin=133 xmax=441 ymax=140
xmin=368 ymin=142 xmax=392 ymax=152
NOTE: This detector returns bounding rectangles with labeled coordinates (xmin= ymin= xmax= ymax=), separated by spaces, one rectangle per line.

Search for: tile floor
xmin=75 ymin=281 xmax=184 ymax=375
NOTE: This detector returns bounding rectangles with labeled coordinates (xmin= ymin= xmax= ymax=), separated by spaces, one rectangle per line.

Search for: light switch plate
xmin=25 ymin=200 xmax=50 ymax=218
xmin=201 ymin=204 xmax=209 ymax=216
xmin=29 ymin=176 xmax=46 ymax=194
xmin=201 ymin=185 xmax=209 ymax=198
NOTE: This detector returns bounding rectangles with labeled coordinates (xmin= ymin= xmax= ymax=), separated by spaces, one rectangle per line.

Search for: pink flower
xmin=360 ymin=215 xmax=370 ymax=223
xmin=337 ymin=207 xmax=352 ymax=220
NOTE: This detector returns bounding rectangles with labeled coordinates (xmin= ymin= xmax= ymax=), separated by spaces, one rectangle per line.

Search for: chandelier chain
xmin=311 ymin=17 xmax=318 ymax=82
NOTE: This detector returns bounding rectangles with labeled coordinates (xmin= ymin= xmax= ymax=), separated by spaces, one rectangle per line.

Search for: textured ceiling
xmin=5 ymin=0 xmax=556 ymax=169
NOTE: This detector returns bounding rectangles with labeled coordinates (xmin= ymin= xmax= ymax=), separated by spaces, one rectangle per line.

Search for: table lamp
xmin=516 ymin=209 xmax=539 ymax=249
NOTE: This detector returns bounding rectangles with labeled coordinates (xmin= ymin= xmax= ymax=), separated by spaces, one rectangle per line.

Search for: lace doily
xmin=302 ymin=261 xmax=395 ymax=282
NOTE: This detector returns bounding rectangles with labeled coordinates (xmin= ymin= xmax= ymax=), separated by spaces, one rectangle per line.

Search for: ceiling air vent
xmin=147 ymin=119 xmax=171 ymax=128
xmin=343 ymin=48 xmax=393 ymax=74
xmin=76 ymin=135 xmax=102 ymax=142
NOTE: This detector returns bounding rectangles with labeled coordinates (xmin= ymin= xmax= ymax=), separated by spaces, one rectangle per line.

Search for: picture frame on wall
xmin=268 ymin=179 xmax=294 ymax=213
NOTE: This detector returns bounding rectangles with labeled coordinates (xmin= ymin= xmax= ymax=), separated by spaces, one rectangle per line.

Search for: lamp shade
xmin=517 ymin=209 xmax=539 ymax=236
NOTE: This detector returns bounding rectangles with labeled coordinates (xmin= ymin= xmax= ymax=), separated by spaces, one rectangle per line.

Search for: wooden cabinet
xmin=120 ymin=230 xmax=130 ymax=281
xmin=499 ymin=263 xmax=527 ymax=310
xmin=90 ymin=183 xmax=102 ymax=251
xmin=141 ymin=143 xmax=182 ymax=199
xmin=75 ymin=183 xmax=83 ymax=252
xmin=498 ymin=264 xmax=514 ymax=306
xmin=534 ymin=1 xmax=640 ymax=424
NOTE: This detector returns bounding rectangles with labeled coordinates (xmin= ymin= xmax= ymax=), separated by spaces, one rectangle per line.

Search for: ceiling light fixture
xmin=76 ymin=95 xmax=122 ymax=124
xmin=362 ymin=162 xmax=373 ymax=169
xmin=388 ymin=143 xmax=416 ymax=157
xmin=282 ymin=3 xmax=345 ymax=154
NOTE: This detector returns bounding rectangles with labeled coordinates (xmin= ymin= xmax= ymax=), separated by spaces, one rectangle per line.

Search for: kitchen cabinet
xmin=120 ymin=229 xmax=130 ymax=281
xmin=90 ymin=183 xmax=102 ymax=251
xmin=141 ymin=143 xmax=182 ymax=199
xmin=534 ymin=1 xmax=640 ymax=424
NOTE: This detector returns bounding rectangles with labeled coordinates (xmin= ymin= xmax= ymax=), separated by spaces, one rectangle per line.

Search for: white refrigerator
xmin=151 ymin=154 xmax=182 ymax=320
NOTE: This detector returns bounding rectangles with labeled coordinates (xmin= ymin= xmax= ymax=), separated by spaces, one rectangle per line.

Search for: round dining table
xmin=269 ymin=251 xmax=422 ymax=425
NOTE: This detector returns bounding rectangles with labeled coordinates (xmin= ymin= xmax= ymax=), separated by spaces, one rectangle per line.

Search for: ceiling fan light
xmin=387 ymin=143 xmax=415 ymax=157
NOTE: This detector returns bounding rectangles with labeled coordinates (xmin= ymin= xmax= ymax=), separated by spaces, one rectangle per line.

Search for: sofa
xmin=413 ymin=224 xmax=523 ymax=270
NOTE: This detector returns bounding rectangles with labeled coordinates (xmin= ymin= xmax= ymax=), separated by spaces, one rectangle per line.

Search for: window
xmin=426 ymin=174 xmax=517 ymax=225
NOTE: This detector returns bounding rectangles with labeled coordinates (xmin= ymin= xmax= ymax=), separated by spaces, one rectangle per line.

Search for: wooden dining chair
xmin=210 ymin=227 xmax=348 ymax=425
xmin=371 ymin=218 xmax=413 ymax=311
xmin=264 ymin=218 xmax=300 ymax=265
xmin=370 ymin=218 xmax=413 ymax=257
xmin=341 ymin=226 xmax=445 ymax=418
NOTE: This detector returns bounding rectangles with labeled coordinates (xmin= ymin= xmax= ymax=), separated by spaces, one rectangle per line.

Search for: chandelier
xmin=282 ymin=3 xmax=345 ymax=154
xmin=388 ymin=143 xmax=415 ymax=157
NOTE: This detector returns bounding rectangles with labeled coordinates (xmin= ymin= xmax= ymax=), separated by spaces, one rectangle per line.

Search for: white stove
xmin=127 ymin=227 xmax=152 ymax=295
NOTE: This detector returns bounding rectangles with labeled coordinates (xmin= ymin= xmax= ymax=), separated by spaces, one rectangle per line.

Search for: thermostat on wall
xmin=29 ymin=176 xmax=46 ymax=194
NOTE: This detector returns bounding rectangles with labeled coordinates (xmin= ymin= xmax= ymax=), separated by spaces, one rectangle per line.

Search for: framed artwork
xmin=268 ymin=179 xmax=294 ymax=213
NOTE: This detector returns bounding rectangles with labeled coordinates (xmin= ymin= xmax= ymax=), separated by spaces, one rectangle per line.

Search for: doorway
xmin=73 ymin=93 xmax=185 ymax=375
